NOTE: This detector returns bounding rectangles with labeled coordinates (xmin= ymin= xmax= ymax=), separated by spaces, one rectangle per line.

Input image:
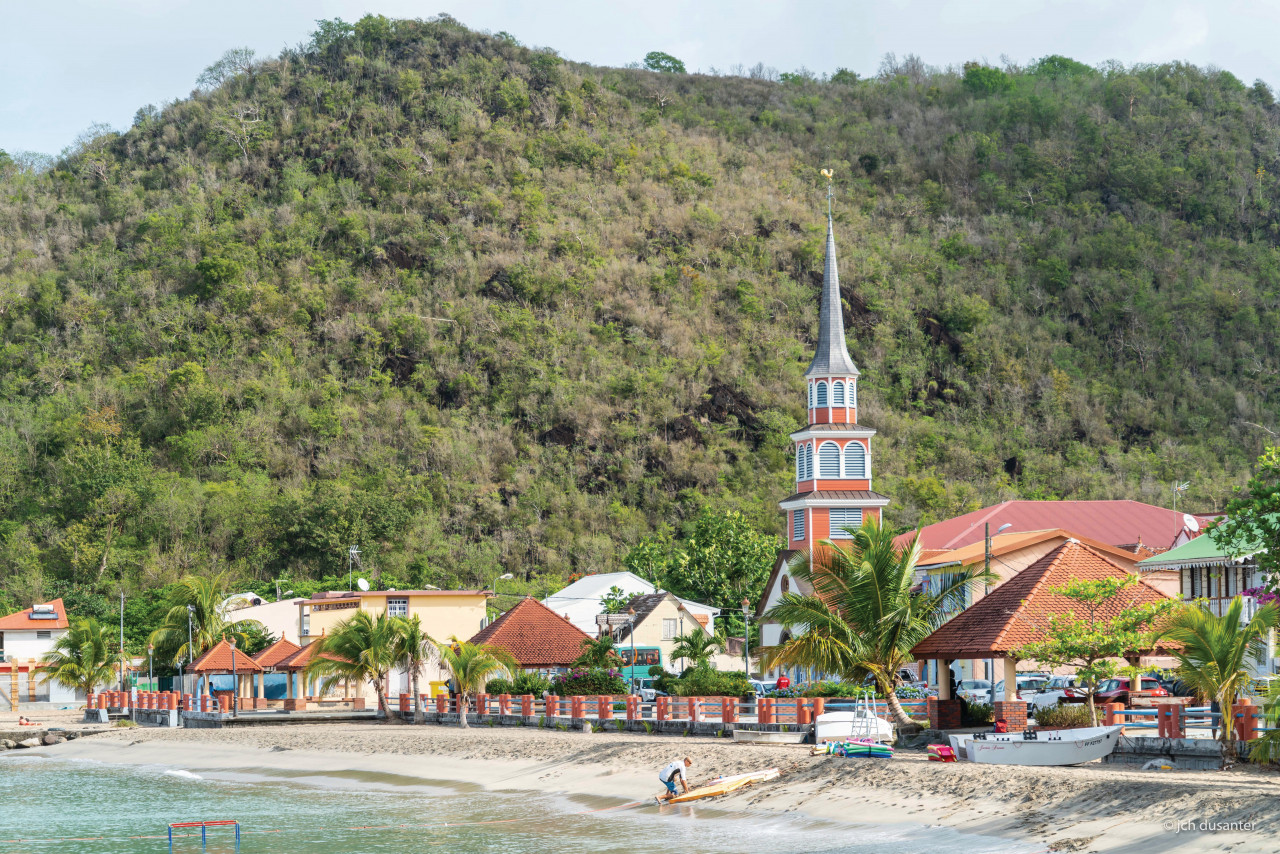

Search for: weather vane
xmin=820 ymin=168 xmax=834 ymax=216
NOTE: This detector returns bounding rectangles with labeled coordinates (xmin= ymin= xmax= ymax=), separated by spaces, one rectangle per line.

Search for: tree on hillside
xmin=644 ymin=51 xmax=686 ymax=73
xmin=762 ymin=518 xmax=990 ymax=728
xmin=196 ymin=47 xmax=257 ymax=90
xmin=1015 ymin=576 xmax=1179 ymax=725
xmin=39 ymin=618 xmax=120 ymax=698
xmin=1210 ymin=444 xmax=1280 ymax=587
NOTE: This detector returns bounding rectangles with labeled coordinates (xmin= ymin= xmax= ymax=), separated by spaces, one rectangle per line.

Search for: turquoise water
xmin=0 ymin=755 xmax=1033 ymax=854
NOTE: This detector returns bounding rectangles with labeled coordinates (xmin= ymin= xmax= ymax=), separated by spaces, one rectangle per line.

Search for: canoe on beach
xmin=666 ymin=768 xmax=781 ymax=803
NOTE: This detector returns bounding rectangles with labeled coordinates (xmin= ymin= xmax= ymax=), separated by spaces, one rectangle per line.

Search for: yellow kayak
xmin=666 ymin=768 xmax=781 ymax=803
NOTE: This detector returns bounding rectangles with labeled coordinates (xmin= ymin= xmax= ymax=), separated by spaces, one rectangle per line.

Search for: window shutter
xmin=832 ymin=381 xmax=845 ymax=406
xmin=793 ymin=511 xmax=805 ymax=541
xmin=843 ymin=442 xmax=866 ymax=478
xmin=818 ymin=442 xmax=841 ymax=478
xmin=828 ymin=508 xmax=863 ymax=537
xmin=816 ymin=382 xmax=828 ymax=406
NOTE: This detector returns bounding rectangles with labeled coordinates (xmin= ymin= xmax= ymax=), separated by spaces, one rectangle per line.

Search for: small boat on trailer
xmin=814 ymin=697 xmax=896 ymax=744
xmin=948 ymin=725 xmax=1123 ymax=766
xmin=666 ymin=768 xmax=781 ymax=803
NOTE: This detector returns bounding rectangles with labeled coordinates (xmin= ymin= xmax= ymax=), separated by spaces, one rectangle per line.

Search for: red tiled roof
xmin=468 ymin=597 xmax=592 ymax=667
xmin=189 ymin=638 xmax=264 ymax=673
xmin=915 ymin=529 xmax=1146 ymax=570
xmin=911 ymin=540 xmax=1174 ymax=659
xmin=252 ymin=638 xmax=302 ymax=668
xmin=0 ymin=598 xmax=69 ymax=630
xmin=895 ymin=500 xmax=1216 ymax=553
xmin=276 ymin=640 xmax=347 ymax=671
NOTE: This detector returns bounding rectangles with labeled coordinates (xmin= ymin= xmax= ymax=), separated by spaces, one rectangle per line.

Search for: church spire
xmin=806 ymin=171 xmax=859 ymax=378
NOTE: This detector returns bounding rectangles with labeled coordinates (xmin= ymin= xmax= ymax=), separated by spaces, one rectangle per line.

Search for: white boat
xmin=948 ymin=725 xmax=1123 ymax=766
xmin=731 ymin=729 xmax=807 ymax=744
xmin=815 ymin=697 xmax=896 ymax=744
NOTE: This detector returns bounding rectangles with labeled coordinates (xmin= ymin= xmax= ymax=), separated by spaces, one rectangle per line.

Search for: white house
xmin=542 ymin=571 xmax=719 ymax=636
xmin=0 ymin=598 xmax=78 ymax=708
xmin=223 ymin=593 xmax=308 ymax=644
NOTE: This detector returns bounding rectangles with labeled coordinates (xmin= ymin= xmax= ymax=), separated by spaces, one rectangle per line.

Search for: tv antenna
xmin=347 ymin=545 xmax=362 ymax=591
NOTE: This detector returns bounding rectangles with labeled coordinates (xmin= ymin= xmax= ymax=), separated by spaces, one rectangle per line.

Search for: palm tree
xmin=761 ymin=517 xmax=992 ymax=729
xmin=149 ymin=571 xmax=258 ymax=667
xmin=392 ymin=615 xmax=437 ymax=724
xmin=1164 ymin=597 xmax=1279 ymax=762
xmin=304 ymin=611 xmax=399 ymax=717
xmin=573 ymin=635 xmax=623 ymax=669
xmin=669 ymin=630 xmax=723 ymax=671
xmin=433 ymin=637 xmax=519 ymax=728
xmin=39 ymin=618 xmax=120 ymax=701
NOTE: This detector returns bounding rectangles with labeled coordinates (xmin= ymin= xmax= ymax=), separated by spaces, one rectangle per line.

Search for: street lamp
xmin=984 ymin=522 xmax=1012 ymax=707
xmin=741 ymin=598 xmax=752 ymax=677
xmin=185 ymin=604 xmax=195 ymax=697
xmin=229 ymin=637 xmax=238 ymax=718
xmin=628 ymin=608 xmax=637 ymax=692
xmin=148 ymin=644 xmax=154 ymax=692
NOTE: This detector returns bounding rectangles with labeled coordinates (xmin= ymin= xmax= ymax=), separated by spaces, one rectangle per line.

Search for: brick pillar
xmin=993 ymin=701 xmax=1027 ymax=732
xmin=626 ymin=695 xmax=639 ymax=721
xmin=758 ymin=697 xmax=773 ymax=725
xmin=1234 ymin=700 xmax=1258 ymax=742
xmin=812 ymin=697 xmax=826 ymax=718
xmin=434 ymin=694 xmax=446 ymax=713
xmin=688 ymin=696 xmax=700 ymax=722
xmin=927 ymin=697 xmax=962 ymax=729
xmin=1157 ymin=703 xmax=1182 ymax=738
xmin=721 ymin=697 xmax=738 ymax=723
xmin=797 ymin=699 xmax=812 ymax=726
xmin=399 ymin=693 xmax=410 ymax=716
xmin=657 ymin=696 xmax=670 ymax=722
xmin=499 ymin=693 xmax=511 ymax=715
xmin=597 ymin=696 xmax=613 ymax=720
xmin=200 ymin=694 xmax=209 ymax=713
xmin=476 ymin=693 xmax=488 ymax=716
xmin=521 ymin=694 xmax=533 ymax=716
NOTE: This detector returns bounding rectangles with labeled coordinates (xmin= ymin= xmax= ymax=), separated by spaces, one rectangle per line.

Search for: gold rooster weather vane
xmin=821 ymin=168 xmax=834 ymax=215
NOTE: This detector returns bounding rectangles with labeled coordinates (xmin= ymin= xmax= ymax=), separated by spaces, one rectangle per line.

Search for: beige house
xmin=613 ymin=592 xmax=741 ymax=674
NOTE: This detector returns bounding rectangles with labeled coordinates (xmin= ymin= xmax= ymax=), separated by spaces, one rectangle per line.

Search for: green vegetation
xmin=1212 ymin=445 xmax=1280 ymax=584
xmin=572 ymin=635 xmax=624 ymax=669
xmin=668 ymin=629 xmax=723 ymax=669
xmin=305 ymin=610 xmax=400 ymax=716
xmin=550 ymin=667 xmax=627 ymax=695
xmin=38 ymin=618 xmax=120 ymax=697
xmin=484 ymin=671 xmax=551 ymax=697
xmin=762 ymin=518 xmax=989 ymax=727
xmin=1031 ymin=702 xmax=1093 ymax=730
xmin=392 ymin=613 xmax=435 ymax=723
xmin=0 ymin=16 xmax=1277 ymax=635
xmin=433 ymin=637 xmax=518 ymax=726
xmin=655 ymin=667 xmax=752 ymax=697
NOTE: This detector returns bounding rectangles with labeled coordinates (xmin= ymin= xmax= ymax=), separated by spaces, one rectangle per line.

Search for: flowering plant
xmin=551 ymin=667 xmax=627 ymax=696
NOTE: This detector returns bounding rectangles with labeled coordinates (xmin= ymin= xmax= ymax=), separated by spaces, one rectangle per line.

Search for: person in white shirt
xmin=657 ymin=756 xmax=692 ymax=801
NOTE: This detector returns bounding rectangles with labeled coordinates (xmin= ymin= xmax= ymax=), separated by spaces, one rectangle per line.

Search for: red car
xmin=1092 ymin=676 xmax=1167 ymax=705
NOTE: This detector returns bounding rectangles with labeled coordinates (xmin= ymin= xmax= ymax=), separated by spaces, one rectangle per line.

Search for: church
xmin=755 ymin=194 xmax=890 ymax=682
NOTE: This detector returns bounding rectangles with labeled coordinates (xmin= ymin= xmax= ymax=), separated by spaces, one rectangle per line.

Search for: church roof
xmin=778 ymin=489 xmax=891 ymax=506
xmin=805 ymin=215 xmax=859 ymax=378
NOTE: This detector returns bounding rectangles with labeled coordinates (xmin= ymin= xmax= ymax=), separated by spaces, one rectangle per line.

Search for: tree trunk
xmin=1086 ymin=690 xmax=1099 ymax=727
xmin=374 ymin=674 xmax=388 ymax=718
xmin=881 ymin=680 xmax=916 ymax=729
xmin=412 ymin=670 xmax=423 ymax=725
xmin=1221 ymin=691 xmax=1237 ymax=764
xmin=459 ymin=693 xmax=469 ymax=728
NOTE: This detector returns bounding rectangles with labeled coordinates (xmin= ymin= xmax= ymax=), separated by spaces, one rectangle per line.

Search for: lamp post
xmin=148 ymin=644 xmax=154 ymax=692
xmin=119 ymin=591 xmax=126 ymax=692
xmin=628 ymin=608 xmax=637 ymax=692
xmin=741 ymin=598 xmax=752 ymax=677
xmin=185 ymin=604 xmax=195 ymax=697
xmin=229 ymin=637 xmax=238 ymax=718
xmin=985 ymin=522 xmax=1012 ymax=706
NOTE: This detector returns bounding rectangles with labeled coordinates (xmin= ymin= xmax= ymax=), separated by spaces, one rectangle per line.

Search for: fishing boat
xmin=666 ymin=768 xmax=781 ymax=803
xmin=814 ymin=696 xmax=895 ymax=744
xmin=948 ymin=725 xmax=1123 ymax=766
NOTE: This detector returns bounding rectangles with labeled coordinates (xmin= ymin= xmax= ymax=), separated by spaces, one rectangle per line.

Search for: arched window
xmin=805 ymin=444 xmax=814 ymax=480
xmin=844 ymin=442 xmax=866 ymax=478
xmin=818 ymin=442 xmax=841 ymax=478
xmin=832 ymin=380 xmax=845 ymax=406
xmin=816 ymin=381 xmax=828 ymax=407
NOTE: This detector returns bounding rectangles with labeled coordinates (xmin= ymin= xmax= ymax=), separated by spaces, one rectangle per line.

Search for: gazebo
xmin=275 ymin=640 xmax=361 ymax=712
xmin=250 ymin=638 xmax=301 ymax=710
xmin=911 ymin=539 xmax=1174 ymax=732
xmin=188 ymin=638 xmax=263 ymax=715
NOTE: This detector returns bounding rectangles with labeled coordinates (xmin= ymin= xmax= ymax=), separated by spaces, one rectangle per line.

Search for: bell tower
xmin=780 ymin=173 xmax=889 ymax=551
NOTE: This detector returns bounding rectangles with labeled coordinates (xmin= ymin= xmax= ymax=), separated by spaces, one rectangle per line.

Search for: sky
xmin=4 ymin=0 xmax=1280 ymax=155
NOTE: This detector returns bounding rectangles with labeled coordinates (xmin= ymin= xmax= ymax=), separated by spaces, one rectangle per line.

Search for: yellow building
xmin=299 ymin=589 xmax=490 ymax=644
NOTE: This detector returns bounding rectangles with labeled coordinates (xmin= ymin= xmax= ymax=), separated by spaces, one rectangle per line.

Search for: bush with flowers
xmin=551 ymin=668 xmax=627 ymax=696
xmin=763 ymin=680 xmax=929 ymax=700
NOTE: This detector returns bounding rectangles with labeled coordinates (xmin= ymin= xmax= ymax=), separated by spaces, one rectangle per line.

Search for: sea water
xmin=0 ymin=754 xmax=1034 ymax=854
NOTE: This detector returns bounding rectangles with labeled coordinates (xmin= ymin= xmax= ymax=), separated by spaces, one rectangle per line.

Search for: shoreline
xmin=18 ymin=723 xmax=1280 ymax=852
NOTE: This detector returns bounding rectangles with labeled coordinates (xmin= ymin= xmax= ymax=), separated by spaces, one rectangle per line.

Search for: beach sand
xmin=29 ymin=722 xmax=1280 ymax=853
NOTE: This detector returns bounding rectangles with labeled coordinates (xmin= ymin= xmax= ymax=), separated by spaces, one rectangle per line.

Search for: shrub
xmin=962 ymin=700 xmax=994 ymax=726
xmin=486 ymin=672 xmax=552 ymax=697
xmin=664 ymin=667 xmax=752 ymax=698
xmin=551 ymin=668 xmax=627 ymax=696
xmin=1033 ymin=703 xmax=1093 ymax=729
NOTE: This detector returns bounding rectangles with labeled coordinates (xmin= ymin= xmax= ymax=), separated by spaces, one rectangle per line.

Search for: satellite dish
xmin=356 ymin=577 xmax=370 ymax=592
xmin=1183 ymin=514 xmax=1199 ymax=532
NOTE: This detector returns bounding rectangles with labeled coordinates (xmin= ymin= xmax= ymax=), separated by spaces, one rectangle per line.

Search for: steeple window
xmin=832 ymin=381 xmax=845 ymax=406
xmin=793 ymin=511 xmax=805 ymax=542
xmin=808 ymin=383 xmax=815 ymax=408
xmin=805 ymin=444 xmax=814 ymax=481
xmin=843 ymin=442 xmax=866 ymax=478
xmin=816 ymin=382 xmax=828 ymax=407
xmin=818 ymin=442 xmax=841 ymax=478
xmin=829 ymin=508 xmax=863 ymax=537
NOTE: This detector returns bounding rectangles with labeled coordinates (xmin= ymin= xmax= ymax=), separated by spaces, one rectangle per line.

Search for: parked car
xmin=864 ymin=668 xmax=929 ymax=691
xmin=1025 ymin=675 xmax=1083 ymax=711
xmin=748 ymin=679 xmax=770 ymax=696
xmin=1091 ymin=676 xmax=1168 ymax=706
xmin=957 ymin=679 xmax=995 ymax=703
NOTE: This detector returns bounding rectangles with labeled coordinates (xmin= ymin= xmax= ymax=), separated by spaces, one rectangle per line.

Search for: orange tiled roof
xmin=915 ymin=529 xmax=1146 ymax=569
xmin=189 ymin=638 xmax=264 ymax=673
xmin=0 ymin=598 xmax=69 ymax=630
xmin=468 ymin=597 xmax=592 ymax=667
xmin=252 ymin=638 xmax=302 ymax=668
xmin=276 ymin=640 xmax=347 ymax=671
xmin=911 ymin=540 xmax=1174 ymax=659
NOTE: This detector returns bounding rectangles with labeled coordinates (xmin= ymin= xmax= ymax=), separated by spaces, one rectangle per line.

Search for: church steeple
xmin=805 ymin=179 xmax=858 ymax=379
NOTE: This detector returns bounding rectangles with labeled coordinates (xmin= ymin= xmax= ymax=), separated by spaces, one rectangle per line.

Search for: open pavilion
xmin=188 ymin=638 xmax=263 ymax=714
xmin=274 ymin=639 xmax=360 ymax=712
xmin=249 ymin=638 xmax=301 ymax=709
xmin=911 ymin=539 xmax=1175 ymax=731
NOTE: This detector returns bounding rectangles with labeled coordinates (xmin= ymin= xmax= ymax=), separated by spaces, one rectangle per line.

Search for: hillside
xmin=0 ymin=16 xmax=1276 ymax=616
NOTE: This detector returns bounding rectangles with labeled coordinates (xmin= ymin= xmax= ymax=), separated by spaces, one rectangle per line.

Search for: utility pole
xmin=186 ymin=604 xmax=195 ymax=697
xmin=741 ymin=597 xmax=752 ymax=677
xmin=119 ymin=591 xmax=125 ymax=692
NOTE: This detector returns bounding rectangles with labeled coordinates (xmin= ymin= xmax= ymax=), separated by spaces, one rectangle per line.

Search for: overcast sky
xmin=4 ymin=0 xmax=1278 ymax=155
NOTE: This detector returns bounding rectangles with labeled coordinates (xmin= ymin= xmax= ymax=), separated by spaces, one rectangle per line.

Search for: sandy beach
xmin=18 ymin=722 xmax=1280 ymax=853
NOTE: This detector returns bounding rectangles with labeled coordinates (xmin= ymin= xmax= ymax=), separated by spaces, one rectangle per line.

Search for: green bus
xmin=619 ymin=647 xmax=662 ymax=683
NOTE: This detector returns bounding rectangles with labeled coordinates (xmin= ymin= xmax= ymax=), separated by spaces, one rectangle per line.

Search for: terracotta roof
xmin=778 ymin=489 xmax=891 ymax=503
xmin=895 ymin=500 xmax=1217 ymax=553
xmin=468 ymin=597 xmax=592 ymax=667
xmin=915 ymin=529 xmax=1146 ymax=570
xmin=189 ymin=638 xmax=264 ymax=673
xmin=0 ymin=598 xmax=69 ymax=631
xmin=911 ymin=540 xmax=1174 ymax=659
xmin=252 ymin=638 xmax=301 ymax=668
xmin=276 ymin=640 xmax=347 ymax=671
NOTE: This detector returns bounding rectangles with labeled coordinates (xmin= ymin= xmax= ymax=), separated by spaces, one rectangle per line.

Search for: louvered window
xmin=818 ymin=442 xmax=841 ymax=478
xmin=832 ymin=381 xmax=845 ymax=406
xmin=793 ymin=511 xmax=805 ymax=542
xmin=803 ymin=444 xmax=814 ymax=481
xmin=816 ymin=382 xmax=828 ymax=406
xmin=843 ymin=442 xmax=866 ymax=478
xmin=829 ymin=509 xmax=863 ymax=538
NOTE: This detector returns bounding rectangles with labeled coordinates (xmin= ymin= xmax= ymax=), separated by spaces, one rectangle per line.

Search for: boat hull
xmin=814 ymin=710 xmax=895 ymax=744
xmin=948 ymin=726 xmax=1123 ymax=767
xmin=731 ymin=729 xmax=807 ymax=744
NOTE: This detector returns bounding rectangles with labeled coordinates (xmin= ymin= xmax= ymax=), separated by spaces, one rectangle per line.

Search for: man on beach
xmin=657 ymin=757 xmax=692 ymax=802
